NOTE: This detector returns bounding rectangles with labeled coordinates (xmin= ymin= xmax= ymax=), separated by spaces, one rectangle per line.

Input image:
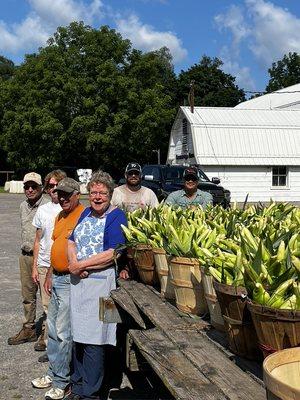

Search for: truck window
xmin=142 ymin=166 xmax=160 ymax=181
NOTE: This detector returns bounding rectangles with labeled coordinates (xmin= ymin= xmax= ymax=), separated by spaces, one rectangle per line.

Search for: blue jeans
xmin=71 ymin=342 xmax=105 ymax=399
xmin=47 ymin=274 xmax=72 ymax=390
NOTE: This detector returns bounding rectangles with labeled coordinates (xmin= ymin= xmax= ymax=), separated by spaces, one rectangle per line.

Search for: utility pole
xmin=152 ymin=149 xmax=161 ymax=164
xmin=188 ymin=80 xmax=195 ymax=113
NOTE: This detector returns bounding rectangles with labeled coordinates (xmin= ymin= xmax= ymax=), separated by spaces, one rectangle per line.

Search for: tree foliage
xmin=176 ymin=56 xmax=245 ymax=107
xmin=0 ymin=23 xmax=177 ymax=176
xmin=0 ymin=24 xmax=245 ymax=177
xmin=0 ymin=56 xmax=15 ymax=81
xmin=266 ymin=52 xmax=300 ymax=92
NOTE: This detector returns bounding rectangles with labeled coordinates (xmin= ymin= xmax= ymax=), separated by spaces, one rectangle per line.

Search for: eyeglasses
xmin=127 ymin=171 xmax=140 ymax=176
xmin=184 ymin=175 xmax=198 ymax=182
xmin=24 ymin=183 xmax=39 ymax=190
xmin=90 ymin=191 xmax=110 ymax=198
xmin=47 ymin=183 xmax=57 ymax=189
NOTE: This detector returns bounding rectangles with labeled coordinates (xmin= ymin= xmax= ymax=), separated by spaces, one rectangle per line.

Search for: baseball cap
xmin=53 ymin=177 xmax=80 ymax=193
xmin=125 ymin=163 xmax=142 ymax=174
xmin=183 ymin=166 xmax=199 ymax=180
xmin=23 ymin=172 xmax=42 ymax=185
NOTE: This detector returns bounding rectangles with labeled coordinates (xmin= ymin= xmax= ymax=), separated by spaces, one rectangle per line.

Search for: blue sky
xmin=0 ymin=0 xmax=300 ymax=92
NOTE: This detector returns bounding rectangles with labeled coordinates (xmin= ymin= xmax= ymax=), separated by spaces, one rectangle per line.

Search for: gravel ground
xmin=0 ymin=193 xmax=172 ymax=400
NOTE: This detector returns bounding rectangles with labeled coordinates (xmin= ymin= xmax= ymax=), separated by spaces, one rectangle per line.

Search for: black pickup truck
xmin=140 ymin=164 xmax=231 ymax=207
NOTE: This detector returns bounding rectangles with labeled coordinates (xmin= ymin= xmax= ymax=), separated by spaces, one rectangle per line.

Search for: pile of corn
xmin=121 ymin=202 xmax=300 ymax=311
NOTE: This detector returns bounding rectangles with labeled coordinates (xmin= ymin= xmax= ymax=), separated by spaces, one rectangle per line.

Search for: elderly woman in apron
xmin=67 ymin=171 xmax=129 ymax=399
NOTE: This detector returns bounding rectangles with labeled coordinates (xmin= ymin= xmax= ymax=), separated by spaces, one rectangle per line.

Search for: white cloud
xmin=220 ymin=46 xmax=256 ymax=90
xmin=115 ymin=14 xmax=187 ymax=63
xmin=246 ymin=0 xmax=300 ymax=66
xmin=0 ymin=0 xmax=104 ymax=54
xmin=215 ymin=5 xmax=250 ymax=57
xmin=214 ymin=0 xmax=300 ymax=89
xmin=215 ymin=5 xmax=253 ymax=89
xmin=29 ymin=0 xmax=103 ymax=27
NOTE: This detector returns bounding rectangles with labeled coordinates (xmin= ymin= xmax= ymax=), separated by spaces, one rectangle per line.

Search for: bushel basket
xmin=133 ymin=244 xmax=158 ymax=286
xmin=248 ymin=301 xmax=300 ymax=359
xmin=213 ymin=280 xmax=260 ymax=360
xmin=169 ymin=257 xmax=207 ymax=315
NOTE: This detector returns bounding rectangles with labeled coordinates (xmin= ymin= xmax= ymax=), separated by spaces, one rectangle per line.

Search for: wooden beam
xmin=129 ymin=328 xmax=226 ymax=400
xmin=118 ymin=280 xmax=266 ymax=400
xmin=111 ymin=287 xmax=147 ymax=329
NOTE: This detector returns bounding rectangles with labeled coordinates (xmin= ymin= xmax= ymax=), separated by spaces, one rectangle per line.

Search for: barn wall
xmin=202 ymin=166 xmax=300 ymax=203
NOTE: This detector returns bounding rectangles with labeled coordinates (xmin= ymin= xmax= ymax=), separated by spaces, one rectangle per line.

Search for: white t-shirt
xmin=32 ymin=202 xmax=62 ymax=267
xmin=111 ymin=185 xmax=159 ymax=212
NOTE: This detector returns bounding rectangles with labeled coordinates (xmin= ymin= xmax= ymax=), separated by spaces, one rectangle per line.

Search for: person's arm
xmin=32 ymin=228 xmax=42 ymax=284
xmin=149 ymin=190 xmax=159 ymax=207
xmin=44 ymin=266 xmax=53 ymax=296
xmin=68 ymin=248 xmax=115 ymax=275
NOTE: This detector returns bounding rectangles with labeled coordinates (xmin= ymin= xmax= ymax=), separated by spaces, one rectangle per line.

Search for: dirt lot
xmin=0 ymin=193 xmax=171 ymax=400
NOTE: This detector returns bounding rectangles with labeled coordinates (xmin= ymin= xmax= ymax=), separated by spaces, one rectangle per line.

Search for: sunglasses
xmin=24 ymin=183 xmax=39 ymax=190
xmin=47 ymin=183 xmax=58 ymax=189
xmin=127 ymin=171 xmax=140 ymax=176
xmin=184 ymin=175 xmax=198 ymax=182
xmin=57 ymin=190 xmax=75 ymax=199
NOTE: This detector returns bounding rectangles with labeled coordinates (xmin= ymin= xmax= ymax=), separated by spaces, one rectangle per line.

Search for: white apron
xmin=70 ymin=215 xmax=116 ymax=345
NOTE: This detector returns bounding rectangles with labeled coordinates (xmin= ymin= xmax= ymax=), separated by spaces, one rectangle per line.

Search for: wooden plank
xmin=119 ymin=280 xmax=266 ymax=400
xmin=117 ymin=279 xmax=207 ymax=331
xmin=111 ymin=287 xmax=147 ymax=329
xmin=129 ymin=328 xmax=226 ymax=400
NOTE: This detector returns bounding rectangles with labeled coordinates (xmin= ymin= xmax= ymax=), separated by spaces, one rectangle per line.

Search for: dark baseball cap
xmin=183 ymin=166 xmax=199 ymax=180
xmin=53 ymin=177 xmax=80 ymax=193
xmin=125 ymin=163 xmax=142 ymax=174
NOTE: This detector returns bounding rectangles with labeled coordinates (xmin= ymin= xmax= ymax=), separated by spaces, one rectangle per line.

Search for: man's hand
xmin=119 ymin=269 xmax=130 ymax=280
xmin=44 ymin=269 xmax=52 ymax=296
xmin=32 ymin=266 xmax=39 ymax=284
xmin=68 ymin=261 xmax=83 ymax=275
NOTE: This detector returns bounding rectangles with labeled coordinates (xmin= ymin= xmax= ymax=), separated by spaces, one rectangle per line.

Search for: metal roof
xmin=235 ymin=83 xmax=300 ymax=110
xmin=180 ymin=106 xmax=300 ymax=166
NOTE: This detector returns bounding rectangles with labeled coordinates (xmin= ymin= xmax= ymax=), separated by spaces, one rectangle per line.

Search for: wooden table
xmin=107 ymin=279 xmax=266 ymax=400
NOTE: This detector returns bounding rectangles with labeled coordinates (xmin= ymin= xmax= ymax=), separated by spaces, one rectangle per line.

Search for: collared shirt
xmin=165 ymin=189 xmax=213 ymax=209
xmin=20 ymin=195 xmax=49 ymax=252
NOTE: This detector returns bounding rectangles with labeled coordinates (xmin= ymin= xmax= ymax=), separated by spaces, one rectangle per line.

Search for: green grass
xmin=0 ymin=187 xmax=6 ymax=193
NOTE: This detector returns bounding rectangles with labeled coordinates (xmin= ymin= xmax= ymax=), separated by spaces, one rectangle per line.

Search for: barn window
xmin=272 ymin=166 xmax=288 ymax=187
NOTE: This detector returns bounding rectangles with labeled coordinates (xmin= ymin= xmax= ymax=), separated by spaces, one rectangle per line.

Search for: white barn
xmin=167 ymin=87 xmax=300 ymax=203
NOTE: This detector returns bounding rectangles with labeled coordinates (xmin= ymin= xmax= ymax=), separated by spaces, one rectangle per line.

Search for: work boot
xmin=7 ymin=326 xmax=37 ymax=345
xmin=34 ymin=330 xmax=46 ymax=351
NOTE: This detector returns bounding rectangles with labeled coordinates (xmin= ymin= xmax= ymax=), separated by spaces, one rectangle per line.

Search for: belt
xmin=22 ymin=250 xmax=33 ymax=256
xmin=53 ymin=270 xmax=69 ymax=276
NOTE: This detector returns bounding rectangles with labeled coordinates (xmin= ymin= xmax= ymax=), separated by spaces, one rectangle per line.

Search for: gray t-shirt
xmin=165 ymin=189 xmax=213 ymax=209
xmin=111 ymin=185 xmax=158 ymax=212
xmin=20 ymin=196 xmax=49 ymax=252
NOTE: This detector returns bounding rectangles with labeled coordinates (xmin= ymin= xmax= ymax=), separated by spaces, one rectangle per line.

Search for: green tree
xmin=176 ymin=55 xmax=245 ymax=107
xmin=0 ymin=56 xmax=15 ymax=81
xmin=266 ymin=52 xmax=300 ymax=92
xmin=0 ymin=22 xmax=177 ymax=176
